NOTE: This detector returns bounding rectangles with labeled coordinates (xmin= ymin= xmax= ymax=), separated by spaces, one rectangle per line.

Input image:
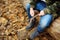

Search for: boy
xmin=25 ymin=0 xmax=53 ymax=39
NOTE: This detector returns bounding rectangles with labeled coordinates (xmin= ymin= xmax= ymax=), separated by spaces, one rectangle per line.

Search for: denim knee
xmin=35 ymin=2 xmax=46 ymax=10
xmin=37 ymin=14 xmax=53 ymax=32
xmin=40 ymin=14 xmax=53 ymax=26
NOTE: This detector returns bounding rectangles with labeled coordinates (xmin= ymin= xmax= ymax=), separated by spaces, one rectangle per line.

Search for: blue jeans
xmin=26 ymin=3 xmax=53 ymax=39
xmin=29 ymin=14 xmax=53 ymax=39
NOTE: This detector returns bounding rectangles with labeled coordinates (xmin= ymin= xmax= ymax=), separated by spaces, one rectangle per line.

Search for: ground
xmin=0 ymin=0 xmax=60 ymax=40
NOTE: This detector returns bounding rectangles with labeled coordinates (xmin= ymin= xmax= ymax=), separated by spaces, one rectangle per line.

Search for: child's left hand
xmin=38 ymin=10 xmax=45 ymax=16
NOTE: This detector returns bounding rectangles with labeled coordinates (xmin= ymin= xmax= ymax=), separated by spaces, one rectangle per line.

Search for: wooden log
xmin=48 ymin=17 xmax=60 ymax=40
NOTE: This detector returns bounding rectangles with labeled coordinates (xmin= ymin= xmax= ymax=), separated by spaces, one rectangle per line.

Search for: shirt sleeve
xmin=43 ymin=3 xmax=57 ymax=14
xmin=43 ymin=7 xmax=51 ymax=14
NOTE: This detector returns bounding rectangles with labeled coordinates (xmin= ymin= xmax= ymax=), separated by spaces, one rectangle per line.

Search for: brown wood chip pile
xmin=0 ymin=0 xmax=29 ymax=40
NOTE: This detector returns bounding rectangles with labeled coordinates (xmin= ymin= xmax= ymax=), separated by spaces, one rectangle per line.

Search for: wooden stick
xmin=20 ymin=14 xmax=40 ymax=31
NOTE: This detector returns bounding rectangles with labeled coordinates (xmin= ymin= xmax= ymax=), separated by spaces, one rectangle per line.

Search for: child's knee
xmin=37 ymin=14 xmax=53 ymax=32
xmin=36 ymin=3 xmax=46 ymax=10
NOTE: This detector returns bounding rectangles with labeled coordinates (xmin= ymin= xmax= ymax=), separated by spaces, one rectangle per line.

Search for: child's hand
xmin=30 ymin=8 xmax=34 ymax=16
xmin=38 ymin=10 xmax=45 ymax=16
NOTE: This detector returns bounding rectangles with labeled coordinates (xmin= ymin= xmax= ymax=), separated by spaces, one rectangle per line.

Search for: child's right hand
xmin=30 ymin=8 xmax=34 ymax=16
